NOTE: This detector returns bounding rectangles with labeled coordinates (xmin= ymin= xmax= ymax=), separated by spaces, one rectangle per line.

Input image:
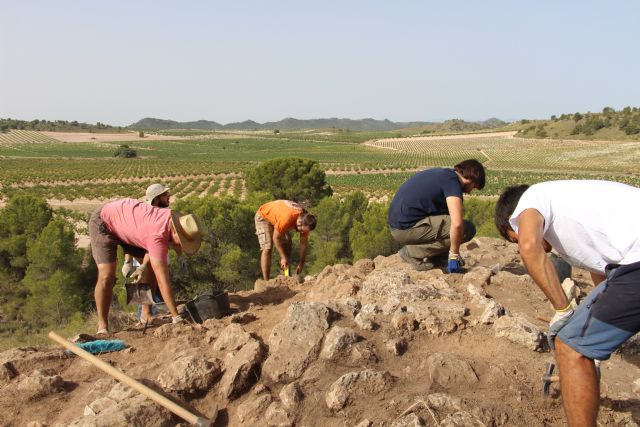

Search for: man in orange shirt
xmin=255 ymin=200 xmax=317 ymax=280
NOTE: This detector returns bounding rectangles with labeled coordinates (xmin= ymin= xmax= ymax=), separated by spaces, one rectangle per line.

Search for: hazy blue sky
xmin=1 ymin=1 xmax=638 ymax=126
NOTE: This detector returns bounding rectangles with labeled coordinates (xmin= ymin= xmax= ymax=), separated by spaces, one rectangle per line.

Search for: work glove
xmin=547 ymin=300 xmax=577 ymax=351
xmin=129 ymin=264 xmax=147 ymax=284
xmin=172 ymin=314 xmax=185 ymax=324
xmin=447 ymin=253 xmax=465 ymax=274
xmin=121 ymin=261 xmax=134 ymax=278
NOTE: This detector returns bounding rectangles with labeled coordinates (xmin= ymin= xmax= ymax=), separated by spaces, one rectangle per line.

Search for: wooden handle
xmin=48 ymin=331 xmax=199 ymax=425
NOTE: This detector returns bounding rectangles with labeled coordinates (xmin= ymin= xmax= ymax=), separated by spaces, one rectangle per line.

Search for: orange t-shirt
xmin=258 ymin=200 xmax=304 ymax=233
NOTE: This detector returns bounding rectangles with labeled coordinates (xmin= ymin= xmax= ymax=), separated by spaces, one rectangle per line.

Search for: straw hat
xmin=145 ymin=183 xmax=169 ymax=205
xmin=170 ymin=212 xmax=203 ymax=256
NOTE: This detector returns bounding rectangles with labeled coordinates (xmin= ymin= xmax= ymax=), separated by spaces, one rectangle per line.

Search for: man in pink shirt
xmin=89 ymin=198 xmax=203 ymax=334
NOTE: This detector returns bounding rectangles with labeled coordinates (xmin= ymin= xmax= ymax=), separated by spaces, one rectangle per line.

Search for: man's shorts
xmin=89 ymin=206 xmax=146 ymax=264
xmin=557 ymin=260 xmax=640 ymax=360
xmin=254 ymin=212 xmax=291 ymax=251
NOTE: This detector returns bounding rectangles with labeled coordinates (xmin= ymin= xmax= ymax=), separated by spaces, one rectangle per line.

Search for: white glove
xmin=172 ymin=315 xmax=185 ymax=324
xmin=129 ymin=264 xmax=148 ymax=284
xmin=121 ymin=261 xmax=134 ymax=278
xmin=548 ymin=300 xmax=577 ymax=351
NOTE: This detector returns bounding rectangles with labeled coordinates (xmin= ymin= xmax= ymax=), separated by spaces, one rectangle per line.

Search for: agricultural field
xmin=1 ymin=128 xmax=639 ymax=206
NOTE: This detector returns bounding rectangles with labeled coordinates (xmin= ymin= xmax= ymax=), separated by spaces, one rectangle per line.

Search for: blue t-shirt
xmin=388 ymin=168 xmax=463 ymax=229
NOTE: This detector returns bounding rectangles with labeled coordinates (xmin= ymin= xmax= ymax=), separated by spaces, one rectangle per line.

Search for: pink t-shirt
xmin=100 ymin=198 xmax=173 ymax=260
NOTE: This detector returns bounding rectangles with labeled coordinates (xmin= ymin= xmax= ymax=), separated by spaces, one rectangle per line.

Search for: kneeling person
xmin=255 ymin=200 xmax=316 ymax=280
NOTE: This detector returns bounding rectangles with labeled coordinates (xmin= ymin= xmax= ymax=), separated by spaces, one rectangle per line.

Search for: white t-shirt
xmin=509 ymin=180 xmax=640 ymax=273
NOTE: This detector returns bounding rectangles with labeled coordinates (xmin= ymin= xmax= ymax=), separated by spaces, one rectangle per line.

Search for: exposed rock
xmin=386 ymin=338 xmax=408 ymax=356
xmin=462 ymin=267 xmax=492 ymax=289
xmin=219 ymin=339 xmax=265 ymax=399
xmin=479 ymin=300 xmax=506 ymax=324
xmin=619 ymin=333 xmax=640 ymax=355
xmin=213 ymin=323 xmax=252 ymax=351
xmin=427 ymin=393 xmax=462 ymax=411
xmin=391 ymin=413 xmax=425 ymax=427
xmin=561 ymin=278 xmax=580 ymax=300
xmin=262 ymin=302 xmax=333 ymax=383
xmin=392 ymin=301 xmax=467 ymax=335
xmin=355 ymin=420 xmax=373 ymax=427
xmin=632 ymin=378 xmax=640 ymax=394
xmin=360 ymin=269 xmax=439 ymax=304
xmin=107 ymin=382 xmax=137 ymax=402
xmin=265 ymin=402 xmax=293 ymax=427
xmin=17 ymin=368 xmax=65 ymax=399
xmin=279 ymin=382 xmax=303 ymax=411
xmin=155 ymin=336 xmax=201 ymax=363
xmin=354 ymin=258 xmax=375 ymax=275
xmin=320 ymin=326 xmax=359 ymax=360
xmin=494 ymin=315 xmax=545 ymax=351
xmin=425 ymin=353 xmax=478 ymax=388
xmin=83 ymin=397 xmax=117 ymax=416
xmin=349 ymin=342 xmax=379 ymax=364
xmin=0 ymin=361 xmax=18 ymax=384
xmin=439 ymin=411 xmax=486 ymax=427
xmin=325 ymin=369 xmax=394 ymax=411
xmin=236 ymin=393 xmax=273 ymax=424
xmin=67 ymin=394 xmax=173 ymax=427
xmin=152 ymin=322 xmax=195 ymax=338
xmin=156 ymin=355 xmax=223 ymax=394
xmin=354 ymin=304 xmax=379 ymax=330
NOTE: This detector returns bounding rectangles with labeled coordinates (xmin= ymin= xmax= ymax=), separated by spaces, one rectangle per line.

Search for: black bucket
xmin=184 ymin=291 xmax=230 ymax=324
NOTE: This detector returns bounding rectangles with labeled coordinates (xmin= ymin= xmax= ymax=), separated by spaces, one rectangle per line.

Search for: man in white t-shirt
xmin=494 ymin=180 xmax=640 ymax=427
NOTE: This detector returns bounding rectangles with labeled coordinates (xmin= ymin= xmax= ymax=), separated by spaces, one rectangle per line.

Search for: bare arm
xmin=518 ymin=208 xmax=569 ymax=309
xmin=149 ymin=256 xmax=179 ymax=317
xmin=446 ymin=196 xmax=464 ymax=254
xmin=297 ymin=232 xmax=309 ymax=274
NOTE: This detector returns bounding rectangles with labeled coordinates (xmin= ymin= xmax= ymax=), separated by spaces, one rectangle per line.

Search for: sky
xmin=1 ymin=1 xmax=639 ymax=126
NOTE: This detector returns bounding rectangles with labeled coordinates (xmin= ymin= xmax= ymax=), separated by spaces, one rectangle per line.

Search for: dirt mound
xmin=1 ymin=238 xmax=639 ymax=426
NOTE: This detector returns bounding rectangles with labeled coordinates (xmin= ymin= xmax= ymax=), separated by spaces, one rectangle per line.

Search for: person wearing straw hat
xmin=89 ymin=198 xmax=203 ymax=334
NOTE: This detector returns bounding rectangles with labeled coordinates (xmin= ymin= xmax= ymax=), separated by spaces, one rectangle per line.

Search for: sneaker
xmin=398 ymin=247 xmax=434 ymax=271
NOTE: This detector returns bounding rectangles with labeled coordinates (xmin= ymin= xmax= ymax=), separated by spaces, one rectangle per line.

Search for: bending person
xmin=89 ymin=198 xmax=203 ymax=334
xmin=494 ymin=180 xmax=640 ymax=427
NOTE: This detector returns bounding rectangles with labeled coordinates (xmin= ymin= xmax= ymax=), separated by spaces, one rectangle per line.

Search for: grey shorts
xmin=89 ymin=206 xmax=146 ymax=264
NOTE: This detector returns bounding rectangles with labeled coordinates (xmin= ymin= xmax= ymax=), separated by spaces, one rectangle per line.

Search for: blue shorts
xmin=557 ymin=261 xmax=640 ymax=360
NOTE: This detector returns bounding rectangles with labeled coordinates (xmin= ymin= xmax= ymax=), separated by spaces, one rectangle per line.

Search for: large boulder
xmin=67 ymin=394 xmax=174 ymax=427
xmin=262 ymin=302 xmax=334 ymax=383
xmin=425 ymin=353 xmax=478 ymax=388
xmin=359 ymin=269 xmax=439 ymax=304
xmin=16 ymin=368 xmax=65 ymax=399
xmin=219 ymin=339 xmax=265 ymax=399
xmin=494 ymin=315 xmax=545 ymax=351
xmin=325 ymin=369 xmax=394 ymax=411
xmin=212 ymin=323 xmax=252 ymax=352
xmin=156 ymin=355 xmax=223 ymax=394
xmin=279 ymin=382 xmax=303 ymax=411
xmin=236 ymin=393 xmax=273 ymax=424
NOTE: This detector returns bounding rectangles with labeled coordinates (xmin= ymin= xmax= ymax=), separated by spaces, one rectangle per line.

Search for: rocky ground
xmin=1 ymin=237 xmax=640 ymax=427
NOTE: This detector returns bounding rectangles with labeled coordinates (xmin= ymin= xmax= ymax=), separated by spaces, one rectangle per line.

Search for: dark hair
xmin=300 ymin=212 xmax=317 ymax=230
xmin=495 ymin=185 xmax=529 ymax=240
xmin=454 ymin=159 xmax=486 ymax=189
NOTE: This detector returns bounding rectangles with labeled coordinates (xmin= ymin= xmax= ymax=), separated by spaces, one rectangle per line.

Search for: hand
xmin=129 ymin=264 xmax=148 ymax=284
xmin=121 ymin=261 xmax=134 ymax=278
xmin=446 ymin=253 xmax=465 ymax=274
xmin=280 ymin=258 xmax=289 ymax=271
xmin=296 ymin=264 xmax=303 ymax=275
xmin=547 ymin=300 xmax=577 ymax=351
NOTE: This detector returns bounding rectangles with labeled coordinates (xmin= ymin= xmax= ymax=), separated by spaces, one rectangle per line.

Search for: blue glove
xmin=547 ymin=301 xmax=576 ymax=351
xmin=447 ymin=253 xmax=464 ymax=274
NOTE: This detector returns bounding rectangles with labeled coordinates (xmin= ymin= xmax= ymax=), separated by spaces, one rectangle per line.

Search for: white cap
xmin=144 ymin=183 xmax=169 ymax=205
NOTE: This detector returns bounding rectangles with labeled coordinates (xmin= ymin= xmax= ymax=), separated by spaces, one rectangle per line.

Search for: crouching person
xmin=89 ymin=198 xmax=203 ymax=334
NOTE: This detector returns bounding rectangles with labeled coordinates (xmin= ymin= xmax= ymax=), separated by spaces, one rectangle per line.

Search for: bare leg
xmin=140 ymin=267 xmax=158 ymax=321
xmin=555 ymin=337 xmax=599 ymax=427
xmin=261 ymin=249 xmax=272 ymax=280
xmin=94 ymin=262 xmax=116 ymax=331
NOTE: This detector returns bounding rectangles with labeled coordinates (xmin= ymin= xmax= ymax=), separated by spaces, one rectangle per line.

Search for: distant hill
xmin=507 ymin=106 xmax=640 ymax=140
xmin=128 ymin=117 xmax=508 ymax=132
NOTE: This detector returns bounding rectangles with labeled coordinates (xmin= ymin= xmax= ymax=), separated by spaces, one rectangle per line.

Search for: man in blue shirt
xmin=388 ymin=159 xmax=485 ymax=272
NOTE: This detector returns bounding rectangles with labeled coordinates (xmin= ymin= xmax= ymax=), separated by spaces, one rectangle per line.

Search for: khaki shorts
xmin=255 ymin=213 xmax=291 ymax=251
xmin=89 ymin=206 xmax=146 ymax=264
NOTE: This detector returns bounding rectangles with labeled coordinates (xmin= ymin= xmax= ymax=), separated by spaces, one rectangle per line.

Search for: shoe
xmin=398 ymin=247 xmax=434 ymax=271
